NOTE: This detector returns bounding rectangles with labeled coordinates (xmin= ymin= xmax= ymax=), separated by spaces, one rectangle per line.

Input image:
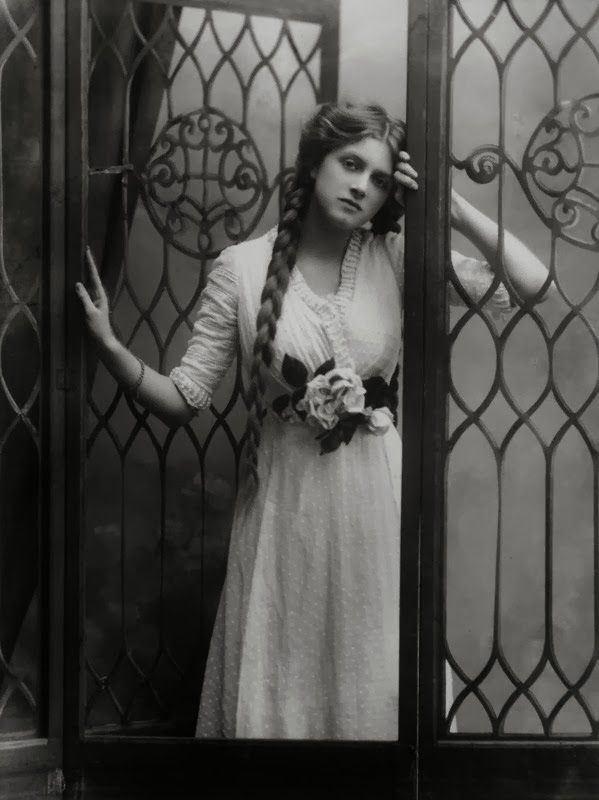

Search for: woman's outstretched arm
xmin=451 ymin=189 xmax=556 ymax=304
xmin=76 ymin=248 xmax=194 ymax=427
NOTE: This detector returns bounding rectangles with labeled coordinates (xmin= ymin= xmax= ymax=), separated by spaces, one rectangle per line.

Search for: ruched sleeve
xmin=381 ymin=233 xmax=511 ymax=314
xmin=169 ymin=247 xmax=239 ymax=411
xmin=449 ymin=250 xmax=513 ymax=315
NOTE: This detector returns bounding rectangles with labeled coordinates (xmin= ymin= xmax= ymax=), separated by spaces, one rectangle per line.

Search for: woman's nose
xmin=350 ymin=184 xmax=366 ymax=199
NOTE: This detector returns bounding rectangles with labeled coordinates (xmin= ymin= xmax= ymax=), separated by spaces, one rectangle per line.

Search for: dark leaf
xmin=318 ymin=428 xmax=344 ymax=454
xmin=364 ymin=375 xmax=389 ymax=408
xmin=282 ymin=354 xmax=308 ymax=388
xmin=291 ymin=386 xmax=306 ymax=404
xmin=341 ymin=426 xmax=356 ymax=445
xmin=339 ymin=416 xmax=363 ymax=445
xmin=291 ymin=387 xmax=307 ymax=419
xmin=314 ymin=357 xmax=335 ymax=377
xmin=272 ymin=394 xmax=290 ymax=415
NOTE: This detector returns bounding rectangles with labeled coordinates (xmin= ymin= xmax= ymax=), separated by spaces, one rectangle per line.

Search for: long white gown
xmin=170 ymin=226 xmax=510 ymax=740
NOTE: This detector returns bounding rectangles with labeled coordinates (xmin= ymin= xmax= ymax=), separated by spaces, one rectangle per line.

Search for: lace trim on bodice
xmin=286 ymin=228 xmax=363 ymax=371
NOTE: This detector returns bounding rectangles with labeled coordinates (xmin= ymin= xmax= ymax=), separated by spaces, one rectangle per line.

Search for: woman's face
xmin=310 ymin=136 xmax=394 ymax=231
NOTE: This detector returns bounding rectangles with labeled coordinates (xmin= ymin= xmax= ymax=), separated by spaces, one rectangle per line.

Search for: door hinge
xmin=47 ymin=768 xmax=66 ymax=796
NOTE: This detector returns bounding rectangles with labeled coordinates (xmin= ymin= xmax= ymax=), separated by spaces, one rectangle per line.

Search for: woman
xmin=77 ymin=102 xmax=552 ymax=740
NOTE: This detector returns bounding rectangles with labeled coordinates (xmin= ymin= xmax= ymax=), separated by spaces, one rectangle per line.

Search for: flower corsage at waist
xmin=272 ymin=354 xmax=399 ymax=454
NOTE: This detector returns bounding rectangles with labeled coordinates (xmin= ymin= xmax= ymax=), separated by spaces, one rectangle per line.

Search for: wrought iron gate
xmin=419 ymin=0 xmax=599 ymax=797
xmin=81 ymin=0 xmax=338 ymax=737
xmin=0 ymin=0 xmax=65 ymax=795
xmin=64 ymin=2 xmax=418 ymax=796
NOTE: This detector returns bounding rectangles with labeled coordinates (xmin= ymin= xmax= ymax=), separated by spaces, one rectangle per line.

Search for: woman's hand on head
xmin=393 ymin=150 xmax=419 ymax=204
xmin=75 ymin=247 xmax=116 ymax=347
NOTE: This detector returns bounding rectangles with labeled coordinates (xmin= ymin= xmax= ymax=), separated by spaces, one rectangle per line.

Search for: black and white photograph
xmin=1 ymin=0 xmax=599 ymax=797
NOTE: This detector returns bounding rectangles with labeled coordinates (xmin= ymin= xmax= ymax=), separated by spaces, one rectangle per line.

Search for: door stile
xmin=45 ymin=0 xmax=68 ymax=781
xmin=418 ymin=0 xmax=451 ymax=767
xmin=63 ymin=0 xmax=89 ymax=795
xmin=399 ymin=0 xmax=432 ymax=797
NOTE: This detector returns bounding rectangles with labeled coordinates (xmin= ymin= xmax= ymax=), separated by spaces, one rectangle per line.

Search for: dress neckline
xmin=289 ymin=228 xmax=363 ymax=316
xmin=266 ymin=225 xmax=361 ymax=370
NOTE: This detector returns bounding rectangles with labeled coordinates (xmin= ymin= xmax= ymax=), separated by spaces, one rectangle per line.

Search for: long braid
xmin=244 ymin=182 xmax=310 ymax=483
xmin=243 ymin=101 xmax=407 ymax=485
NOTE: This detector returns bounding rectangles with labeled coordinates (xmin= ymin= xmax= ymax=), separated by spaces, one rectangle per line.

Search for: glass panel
xmin=446 ymin=0 xmax=599 ymax=737
xmin=0 ymin=0 xmax=43 ymax=740
xmin=84 ymin=0 xmax=408 ymax=740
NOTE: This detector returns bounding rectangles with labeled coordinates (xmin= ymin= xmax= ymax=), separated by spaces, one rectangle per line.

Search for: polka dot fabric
xmin=170 ymin=227 xmax=508 ymax=739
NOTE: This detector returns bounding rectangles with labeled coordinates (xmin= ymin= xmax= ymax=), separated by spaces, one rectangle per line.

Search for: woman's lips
xmin=339 ymin=198 xmax=362 ymax=211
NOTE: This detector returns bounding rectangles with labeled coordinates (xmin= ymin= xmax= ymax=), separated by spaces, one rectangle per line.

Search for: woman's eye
xmin=342 ymin=158 xmax=357 ymax=170
xmin=373 ymin=176 xmax=389 ymax=190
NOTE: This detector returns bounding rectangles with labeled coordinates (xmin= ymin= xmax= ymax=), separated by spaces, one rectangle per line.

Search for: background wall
xmin=338 ymin=0 xmax=406 ymax=114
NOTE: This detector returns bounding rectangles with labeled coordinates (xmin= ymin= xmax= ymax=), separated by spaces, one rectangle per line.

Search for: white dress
xmin=170 ymin=226 xmax=510 ymax=740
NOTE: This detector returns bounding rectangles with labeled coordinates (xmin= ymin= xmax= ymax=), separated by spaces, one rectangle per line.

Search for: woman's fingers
xmin=77 ymin=249 xmax=115 ymax=343
xmin=85 ymin=246 xmax=98 ymax=279
xmin=75 ymin=281 xmax=97 ymax=315
xmin=394 ymin=151 xmax=419 ymax=193
xmin=394 ymin=169 xmax=419 ymax=191
xmin=85 ymin=246 xmax=107 ymax=301
xmin=397 ymin=163 xmax=419 ymax=181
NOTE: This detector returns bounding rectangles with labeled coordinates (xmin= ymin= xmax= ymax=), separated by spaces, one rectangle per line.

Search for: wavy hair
xmin=244 ymin=102 xmax=406 ymax=483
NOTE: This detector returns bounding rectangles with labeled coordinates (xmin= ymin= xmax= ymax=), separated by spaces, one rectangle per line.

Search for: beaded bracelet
xmin=128 ymin=356 xmax=145 ymax=399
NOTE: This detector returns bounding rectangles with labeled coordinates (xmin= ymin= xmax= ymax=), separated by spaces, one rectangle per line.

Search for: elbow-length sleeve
xmin=449 ymin=250 xmax=513 ymax=315
xmin=380 ymin=233 xmax=512 ymax=316
xmin=169 ymin=247 xmax=239 ymax=411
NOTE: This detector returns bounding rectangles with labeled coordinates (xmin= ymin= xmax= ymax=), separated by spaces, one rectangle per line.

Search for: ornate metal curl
xmin=140 ymin=107 xmax=288 ymax=259
xmin=453 ymin=146 xmax=504 ymax=184
xmin=454 ymin=94 xmax=599 ymax=252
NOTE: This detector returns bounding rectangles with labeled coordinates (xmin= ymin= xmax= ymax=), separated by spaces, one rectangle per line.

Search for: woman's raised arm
xmin=451 ymin=189 xmax=556 ymax=304
xmin=76 ymin=248 xmax=194 ymax=427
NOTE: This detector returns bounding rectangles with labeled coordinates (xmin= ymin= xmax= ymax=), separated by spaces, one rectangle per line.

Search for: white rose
xmin=298 ymin=374 xmax=340 ymax=430
xmin=366 ymin=406 xmax=393 ymax=435
xmin=326 ymin=368 xmax=366 ymax=415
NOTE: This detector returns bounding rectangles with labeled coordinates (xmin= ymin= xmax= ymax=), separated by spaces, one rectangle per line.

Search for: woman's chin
xmin=323 ymin=211 xmax=365 ymax=232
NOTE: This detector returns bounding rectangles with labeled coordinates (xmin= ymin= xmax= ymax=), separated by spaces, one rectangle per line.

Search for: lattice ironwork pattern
xmin=446 ymin=0 xmax=599 ymax=736
xmin=0 ymin=0 xmax=42 ymax=739
xmin=84 ymin=0 xmax=328 ymax=733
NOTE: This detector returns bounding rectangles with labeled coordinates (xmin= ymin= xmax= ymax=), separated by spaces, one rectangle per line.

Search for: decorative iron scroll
xmin=454 ymin=93 xmax=599 ymax=251
xmin=141 ymin=106 xmax=292 ymax=258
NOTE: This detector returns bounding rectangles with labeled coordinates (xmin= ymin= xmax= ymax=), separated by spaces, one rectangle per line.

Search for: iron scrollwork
xmin=454 ymin=93 xmax=599 ymax=251
xmin=140 ymin=106 xmax=291 ymax=259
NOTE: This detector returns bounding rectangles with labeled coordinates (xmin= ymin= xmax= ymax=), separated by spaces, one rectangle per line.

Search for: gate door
xmin=64 ymin=1 xmax=416 ymax=797
xmin=419 ymin=1 xmax=599 ymax=797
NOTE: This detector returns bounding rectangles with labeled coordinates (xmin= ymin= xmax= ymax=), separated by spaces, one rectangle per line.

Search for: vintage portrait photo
xmin=1 ymin=0 xmax=599 ymax=797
